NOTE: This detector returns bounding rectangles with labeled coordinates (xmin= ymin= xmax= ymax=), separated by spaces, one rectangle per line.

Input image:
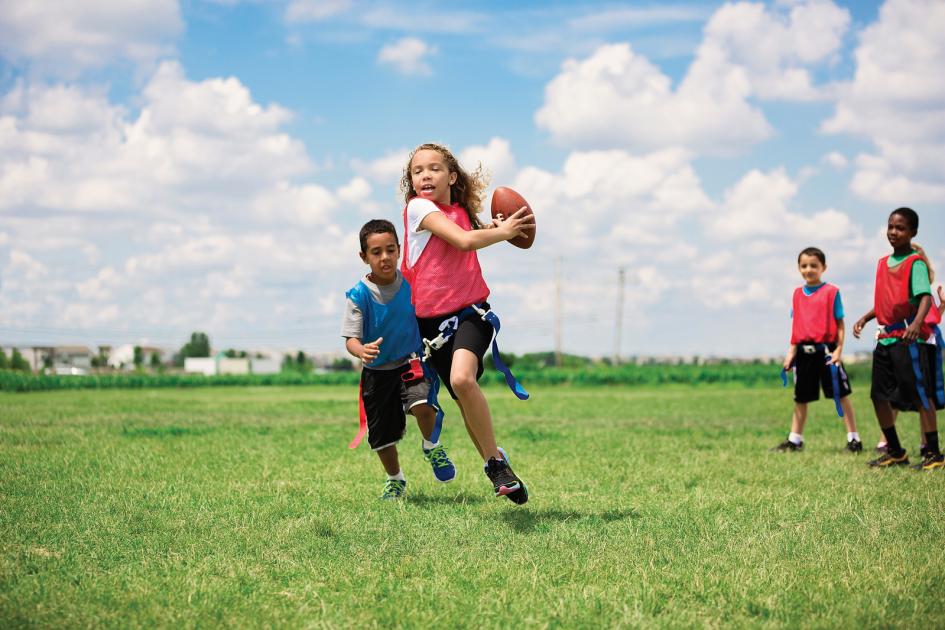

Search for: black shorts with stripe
xmin=873 ymin=342 xmax=944 ymax=411
xmin=793 ymin=343 xmax=852 ymax=404
xmin=417 ymin=303 xmax=494 ymax=400
xmin=361 ymin=363 xmax=431 ymax=451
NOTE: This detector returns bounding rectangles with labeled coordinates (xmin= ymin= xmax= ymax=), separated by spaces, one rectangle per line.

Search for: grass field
xmin=2 ymin=383 xmax=944 ymax=628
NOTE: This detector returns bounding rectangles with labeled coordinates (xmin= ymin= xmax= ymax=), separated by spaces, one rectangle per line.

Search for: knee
xmin=450 ymin=371 xmax=478 ymax=397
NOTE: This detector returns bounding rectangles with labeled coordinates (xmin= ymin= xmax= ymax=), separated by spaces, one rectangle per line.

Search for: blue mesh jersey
xmin=345 ymin=279 xmax=422 ymax=367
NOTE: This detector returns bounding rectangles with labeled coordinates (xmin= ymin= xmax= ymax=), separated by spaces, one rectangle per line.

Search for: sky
xmin=1 ymin=0 xmax=943 ymax=359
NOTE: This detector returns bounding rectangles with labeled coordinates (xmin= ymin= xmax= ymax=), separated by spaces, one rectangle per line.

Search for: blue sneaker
xmin=380 ymin=479 xmax=406 ymax=500
xmin=423 ymin=442 xmax=456 ymax=483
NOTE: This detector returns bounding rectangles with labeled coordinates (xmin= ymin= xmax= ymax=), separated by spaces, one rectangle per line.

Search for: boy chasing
xmin=341 ymin=219 xmax=456 ymax=498
xmin=773 ymin=247 xmax=861 ymax=452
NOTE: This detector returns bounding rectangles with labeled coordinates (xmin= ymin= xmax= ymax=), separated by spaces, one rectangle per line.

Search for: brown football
xmin=490 ymin=186 xmax=536 ymax=249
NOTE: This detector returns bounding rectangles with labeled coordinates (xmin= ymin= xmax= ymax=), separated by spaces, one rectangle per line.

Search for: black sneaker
xmin=484 ymin=457 xmax=528 ymax=504
xmin=846 ymin=439 xmax=863 ymax=453
xmin=910 ymin=453 xmax=945 ymax=471
xmin=771 ymin=439 xmax=803 ymax=452
xmin=867 ymin=450 xmax=909 ymax=468
xmin=919 ymin=444 xmax=930 ymax=459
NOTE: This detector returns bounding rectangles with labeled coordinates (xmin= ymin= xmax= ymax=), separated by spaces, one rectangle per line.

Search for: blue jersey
xmin=345 ymin=279 xmax=422 ymax=366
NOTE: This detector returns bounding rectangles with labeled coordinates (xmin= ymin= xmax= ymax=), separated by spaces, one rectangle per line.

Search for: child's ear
xmin=449 ymin=172 xmax=457 ymax=185
xmin=359 ymin=251 xmax=367 ymax=263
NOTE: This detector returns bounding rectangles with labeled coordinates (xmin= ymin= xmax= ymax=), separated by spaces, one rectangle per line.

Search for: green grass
xmin=1 ymin=384 xmax=943 ymax=628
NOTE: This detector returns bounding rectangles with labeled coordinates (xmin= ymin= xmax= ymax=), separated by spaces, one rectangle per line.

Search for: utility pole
xmin=614 ymin=267 xmax=625 ymax=365
xmin=554 ymin=257 xmax=562 ymax=368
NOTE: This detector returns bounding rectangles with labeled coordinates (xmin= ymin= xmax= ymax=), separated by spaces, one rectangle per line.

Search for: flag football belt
xmin=880 ymin=320 xmax=945 ymax=411
xmin=419 ymin=303 xmax=529 ymax=443
xmin=780 ymin=343 xmax=844 ymax=418
xmin=347 ymin=354 xmax=443 ymax=449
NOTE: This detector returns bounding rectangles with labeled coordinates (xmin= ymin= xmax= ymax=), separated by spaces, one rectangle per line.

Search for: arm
xmin=903 ymin=295 xmax=932 ymax=343
xmin=419 ymin=206 xmax=535 ymax=252
xmin=852 ymin=308 xmax=875 ymax=339
xmin=345 ymin=336 xmax=384 ymax=366
xmin=783 ymin=345 xmax=797 ymax=371
xmin=828 ymin=319 xmax=845 ymax=365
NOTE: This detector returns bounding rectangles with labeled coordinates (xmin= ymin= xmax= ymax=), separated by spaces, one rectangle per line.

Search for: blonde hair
xmin=913 ymin=243 xmax=936 ymax=283
xmin=400 ymin=143 xmax=489 ymax=229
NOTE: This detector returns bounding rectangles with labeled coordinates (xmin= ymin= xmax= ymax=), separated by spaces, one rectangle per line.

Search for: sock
xmin=925 ymin=431 xmax=940 ymax=456
xmin=422 ymin=439 xmax=438 ymax=450
xmin=847 ymin=432 xmax=860 ymax=442
xmin=788 ymin=432 xmax=803 ymax=446
xmin=881 ymin=426 xmax=903 ymax=454
xmin=387 ymin=470 xmax=405 ymax=481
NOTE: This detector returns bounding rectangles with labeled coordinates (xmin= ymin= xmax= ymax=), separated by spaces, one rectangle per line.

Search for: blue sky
xmin=1 ymin=0 xmax=943 ymax=359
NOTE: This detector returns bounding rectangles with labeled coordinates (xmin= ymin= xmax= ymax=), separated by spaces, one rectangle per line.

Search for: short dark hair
xmin=798 ymin=247 xmax=826 ymax=266
xmin=359 ymin=219 xmax=399 ymax=253
xmin=890 ymin=207 xmax=919 ymax=231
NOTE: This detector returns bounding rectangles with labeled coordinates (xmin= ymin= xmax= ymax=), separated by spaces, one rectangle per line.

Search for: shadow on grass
xmin=501 ymin=507 xmax=641 ymax=533
xmin=407 ymin=490 xmax=488 ymax=506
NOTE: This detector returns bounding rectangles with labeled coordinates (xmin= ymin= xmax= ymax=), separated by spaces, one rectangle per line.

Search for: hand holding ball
xmin=490 ymin=187 xmax=536 ymax=249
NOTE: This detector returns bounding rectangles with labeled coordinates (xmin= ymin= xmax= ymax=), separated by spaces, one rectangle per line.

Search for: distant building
xmin=184 ymin=357 xmax=216 ymax=376
xmin=108 ymin=344 xmax=169 ymax=370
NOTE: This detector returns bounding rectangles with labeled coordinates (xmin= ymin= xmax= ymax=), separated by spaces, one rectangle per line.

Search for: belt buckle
xmin=401 ymin=357 xmax=425 ymax=383
xmin=801 ymin=344 xmax=817 ymax=354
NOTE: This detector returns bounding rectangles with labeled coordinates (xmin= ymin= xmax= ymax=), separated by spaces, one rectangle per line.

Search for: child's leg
xmin=376 ymin=445 xmax=401 ymax=476
xmin=840 ymin=396 xmax=858 ymax=434
xmin=919 ymin=406 xmax=939 ymax=454
xmin=453 ymin=397 xmax=486 ymax=458
xmin=411 ymin=403 xmax=437 ymax=441
xmin=790 ymin=401 xmax=808 ymax=437
xmin=450 ymin=348 xmax=500 ymax=461
xmin=872 ymin=398 xmax=906 ymax=453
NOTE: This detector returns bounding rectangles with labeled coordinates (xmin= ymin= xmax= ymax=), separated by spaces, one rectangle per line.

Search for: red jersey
xmin=401 ymin=201 xmax=490 ymax=318
xmin=874 ymin=253 xmax=933 ymax=339
xmin=790 ymin=284 xmax=839 ymax=344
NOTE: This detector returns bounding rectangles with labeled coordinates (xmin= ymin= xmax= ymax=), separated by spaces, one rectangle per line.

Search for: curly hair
xmin=400 ymin=143 xmax=489 ymax=229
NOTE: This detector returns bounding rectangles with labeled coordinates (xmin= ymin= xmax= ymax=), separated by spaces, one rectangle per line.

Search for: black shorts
xmin=793 ymin=343 xmax=852 ymax=404
xmin=360 ymin=363 xmax=431 ymax=451
xmin=873 ymin=342 xmax=944 ymax=410
xmin=417 ymin=303 xmax=494 ymax=400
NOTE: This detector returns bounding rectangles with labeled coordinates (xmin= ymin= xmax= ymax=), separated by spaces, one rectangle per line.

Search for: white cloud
xmin=377 ymin=37 xmax=437 ymax=76
xmin=822 ymin=151 xmax=848 ymax=169
xmin=351 ymin=148 xmax=411 ymax=183
xmin=459 ymin=137 xmax=518 ymax=186
xmin=700 ymin=0 xmax=849 ymax=101
xmin=0 ymin=62 xmax=312 ymax=215
xmin=510 ymin=148 xmax=713 ymax=257
xmin=535 ymin=43 xmax=772 ymax=155
xmin=285 ymin=0 xmax=353 ymax=23
xmin=821 ymin=0 xmax=945 ymax=202
xmin=0 ymin=0 xmax=182 ymax=75
xmin=706 ymin=167 xmax=856 ymax=241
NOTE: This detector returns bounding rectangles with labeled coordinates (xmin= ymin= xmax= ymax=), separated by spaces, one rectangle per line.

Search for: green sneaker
xmin=380 ymin=478 xmax=406 ymax=500
xmin=423 ymin=443 xmax=456 ymax=483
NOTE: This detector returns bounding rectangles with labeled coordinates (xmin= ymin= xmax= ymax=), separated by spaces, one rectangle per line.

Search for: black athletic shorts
xmin=417 ymin=302 xmax=494 ymax=400
xmin=360 ymin=363 xmax=431 ymax=451
xmin=793 ymin=343 xmax=852 ymax=404
xmin=873 ymin=342 xmax=944 ymax=410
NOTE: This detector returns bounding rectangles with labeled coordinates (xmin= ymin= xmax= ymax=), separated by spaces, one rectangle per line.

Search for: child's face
xmin=360 ymin=231 xmax=399 ymax=284
xmin=797 ymin=254 xmax=825 ymax=286
xmin=410 ymin=149 xmax=456 ymax=205
xmin=887 ymin=213 xmax=916 ymax=250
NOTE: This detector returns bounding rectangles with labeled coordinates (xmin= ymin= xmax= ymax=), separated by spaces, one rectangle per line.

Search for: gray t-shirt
xmin=341 ymin=271 xmax=408 ymax=370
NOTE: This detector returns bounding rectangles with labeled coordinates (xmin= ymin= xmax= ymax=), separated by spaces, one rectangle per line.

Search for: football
xmin=490 ymin=187 xmax=536 ymax=249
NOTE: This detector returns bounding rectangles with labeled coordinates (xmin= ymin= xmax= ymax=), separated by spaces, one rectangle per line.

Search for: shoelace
xmin=427 ymin=446 xmax=451 ymax=468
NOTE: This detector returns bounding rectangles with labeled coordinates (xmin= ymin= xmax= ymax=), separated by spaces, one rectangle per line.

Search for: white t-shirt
xmin=404 ymin=197 xmax=441 ymax=269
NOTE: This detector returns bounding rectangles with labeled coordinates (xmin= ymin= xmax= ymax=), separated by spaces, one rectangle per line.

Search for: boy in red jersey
xmin=853 ymin=208 xmax=943 ymax=470
xmin=773 ymin=247 xmax=861 ymax=452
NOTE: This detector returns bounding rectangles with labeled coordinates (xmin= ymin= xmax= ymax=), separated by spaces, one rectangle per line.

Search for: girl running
xmin=400 ymin=143 xmax=535 ymax=504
